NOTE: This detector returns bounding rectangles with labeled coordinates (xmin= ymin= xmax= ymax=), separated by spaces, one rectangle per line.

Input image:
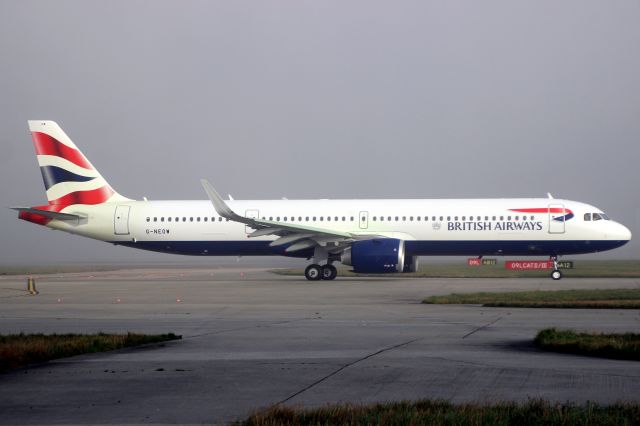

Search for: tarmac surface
xmin=0 ymin=267 xmax=639 ymax=425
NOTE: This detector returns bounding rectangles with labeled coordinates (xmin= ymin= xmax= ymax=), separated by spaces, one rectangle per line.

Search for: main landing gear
xmin=304 ymin=264 xmax=337 ymax=281
xmin=550 ymin=255 xmax=562 ymax=280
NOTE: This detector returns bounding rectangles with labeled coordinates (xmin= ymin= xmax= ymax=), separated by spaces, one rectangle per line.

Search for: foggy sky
xmin=1 ymin=0 xmax=639 ymax=264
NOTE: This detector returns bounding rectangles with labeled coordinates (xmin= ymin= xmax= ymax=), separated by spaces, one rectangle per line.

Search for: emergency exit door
xmin=359 ymin=211 xmax=369 ymax=229
xmin=245 ymin=209 xmax=259 ymax=233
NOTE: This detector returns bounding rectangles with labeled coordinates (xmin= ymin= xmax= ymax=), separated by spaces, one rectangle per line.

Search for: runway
xmin=1 ymin=268 xmax=639 ymax=425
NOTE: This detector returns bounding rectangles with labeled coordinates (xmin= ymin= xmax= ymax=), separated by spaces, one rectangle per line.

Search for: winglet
xmin=200 ymin=179 xmax=251 ymax=225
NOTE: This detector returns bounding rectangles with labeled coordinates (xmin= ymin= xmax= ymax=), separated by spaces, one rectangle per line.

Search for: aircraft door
xmin=245 ymin=209 xmax=259 ymax=233
xmin=114 ymin=205 xmax=130 ymax=235
xmin=548 ymin=204 xmax=566 ymax=234
xmin=359 ymin=211 xmax=369 ymax=229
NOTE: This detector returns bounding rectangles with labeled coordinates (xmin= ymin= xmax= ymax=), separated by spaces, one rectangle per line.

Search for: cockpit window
xmin=587 ymin=212 xmax=610 ymax=221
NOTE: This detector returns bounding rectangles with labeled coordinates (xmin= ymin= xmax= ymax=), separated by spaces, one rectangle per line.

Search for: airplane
xmin=13 ymin=120 xmax=632 ymax=281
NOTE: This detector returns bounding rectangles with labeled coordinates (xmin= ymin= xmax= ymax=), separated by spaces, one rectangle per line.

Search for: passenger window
xmin=183 ymin=217 xmax=187 ymax=222
xmin=298 ymin=216 xmax=302 ymax=221
xmin=342 ymin=216 xmax=346 ymax=221
xmin=462 ymin=216 xmax=466 ymax=221
xmin=500 ymin=216 xmax=504 ymax=221
xmin=477 ymin=216 xmax=481 ymax=221
xmin=409 ymin=216 xmax=413 ymax=221
xmin=168 ymin=217 xmax=172 ymax=222
xmin=439 ymin=216 xmax=443 ymax=221
xmin=402 ymin=216 xmax=406 ymax=221
xmin=447 ymin=216 xmax=451 ymax=221
xmin=530 ymin=215 xmax=534 ymax=220
xmin=454 ymin=216 xmax=458 ymax=221
xmin=507 ymin=216 xmax=511 ymax=221
xmin=326 ymin=216 xmax=331 ymax=221
xmin=146 ymin=217 xmax=150 ymax=222
xmin=484 ymin=216 xmax=489 ymax=221
xmin=197 ymin=217 xmax=201 ymax=222
xmin=305 ymin=217 xmax=309 ymax=221
xmin=416 ymin=216 xmax=421 ymax=221
xmin=313 ymin=216 xmax=316 ymax=221
xmin=160 ymin=217 xmax=164 ymax=222
xmin=380 ymin=216 xmax=384 ymax=221
xmin=584 ymin=213 xmax=591 ymax=221
xmin=492 ymin=216 xmax=496 ymax=221
xmin=350 ymin=216 xmax=354 ymax=221
xmin=189 ymin=217 xmax=193 ymax=222
xmin=373 ymin=216 xmax=377 ymax=221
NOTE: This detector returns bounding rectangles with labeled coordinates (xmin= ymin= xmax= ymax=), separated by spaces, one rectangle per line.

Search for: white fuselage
xmin=45 ymin=198 xmax=631 ymax=258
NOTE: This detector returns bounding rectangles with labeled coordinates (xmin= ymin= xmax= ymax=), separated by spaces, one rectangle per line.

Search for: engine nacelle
xmin=403 ymin=255 xmax=419 ymax=273
xmin=341 ymin=239 xmax=405 ymax=273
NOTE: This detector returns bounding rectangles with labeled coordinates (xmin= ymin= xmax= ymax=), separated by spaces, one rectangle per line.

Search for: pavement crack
xmin=274 ymin=338 xmax=419 ymax=406
xmin=186 ymin=317 xmax=313 ymax=339
xmin=462 ymin=315 xmax=504 ymax=339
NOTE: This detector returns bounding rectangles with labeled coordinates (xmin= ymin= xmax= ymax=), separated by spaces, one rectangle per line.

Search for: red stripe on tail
xmin=32 ymin=132 xmax=93 ymax=170
xmin=49 ymin=186 xmax=115 ymax=206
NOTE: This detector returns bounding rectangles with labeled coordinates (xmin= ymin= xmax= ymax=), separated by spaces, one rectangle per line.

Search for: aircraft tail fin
xmin=27 ymin=120 xmax=131 ymax=205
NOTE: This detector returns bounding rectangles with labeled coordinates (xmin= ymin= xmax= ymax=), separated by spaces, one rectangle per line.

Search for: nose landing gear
xmin=550 ymin=255 xmax=563 ymax=280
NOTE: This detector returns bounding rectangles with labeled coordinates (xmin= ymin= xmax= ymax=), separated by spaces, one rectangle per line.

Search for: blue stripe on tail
xmin=40 ymin=165 xmax=95 ymax=190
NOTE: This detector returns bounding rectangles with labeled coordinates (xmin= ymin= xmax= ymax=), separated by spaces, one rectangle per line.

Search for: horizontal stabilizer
xmin=11 ymin=207 xmax=82 ymax=221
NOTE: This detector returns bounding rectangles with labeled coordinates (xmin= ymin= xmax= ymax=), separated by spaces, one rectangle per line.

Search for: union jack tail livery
xmin=29 ymin=120 xmax=129 ymax=205
xmin=14 ymin=121 xmax=131 ymax=226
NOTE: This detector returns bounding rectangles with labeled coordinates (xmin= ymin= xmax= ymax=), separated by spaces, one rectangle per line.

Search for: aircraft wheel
xmin=321 ymin=264 xmax=338 ymax=280
xmin=305 ymin=264 xmax=322 ymax=281
xmin=551 ymin=270 xmax=562 ymax=280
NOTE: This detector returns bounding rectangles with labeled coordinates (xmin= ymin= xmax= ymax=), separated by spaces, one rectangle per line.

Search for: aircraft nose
xmin=613 ymin=222 xmax=632 ymax=241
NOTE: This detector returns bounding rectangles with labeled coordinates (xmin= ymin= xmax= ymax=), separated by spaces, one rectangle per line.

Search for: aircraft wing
xmin=201 ymin=179 xmax=384 ymax=252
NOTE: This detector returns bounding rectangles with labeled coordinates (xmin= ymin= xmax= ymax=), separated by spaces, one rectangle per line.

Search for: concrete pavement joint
xmin=274 ymin=338 xmax=420 ymax=406
xmin=462 ymin=315 xmax=505 ymax=339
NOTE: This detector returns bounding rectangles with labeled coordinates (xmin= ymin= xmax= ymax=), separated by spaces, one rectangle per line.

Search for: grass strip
xmin=422 ymin=289 xmax=640 ymax=308
xmin=237 ymin=400 xmax=640 ymax=426
xmin=535 ymin=328 xmax=640 ymax=361
xmin=0 ymin=332 xmax=181 ymax=372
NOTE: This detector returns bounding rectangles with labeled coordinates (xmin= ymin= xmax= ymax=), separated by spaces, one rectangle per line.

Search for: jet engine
xmin=341 ymin=239 xmax=406 ymax=273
